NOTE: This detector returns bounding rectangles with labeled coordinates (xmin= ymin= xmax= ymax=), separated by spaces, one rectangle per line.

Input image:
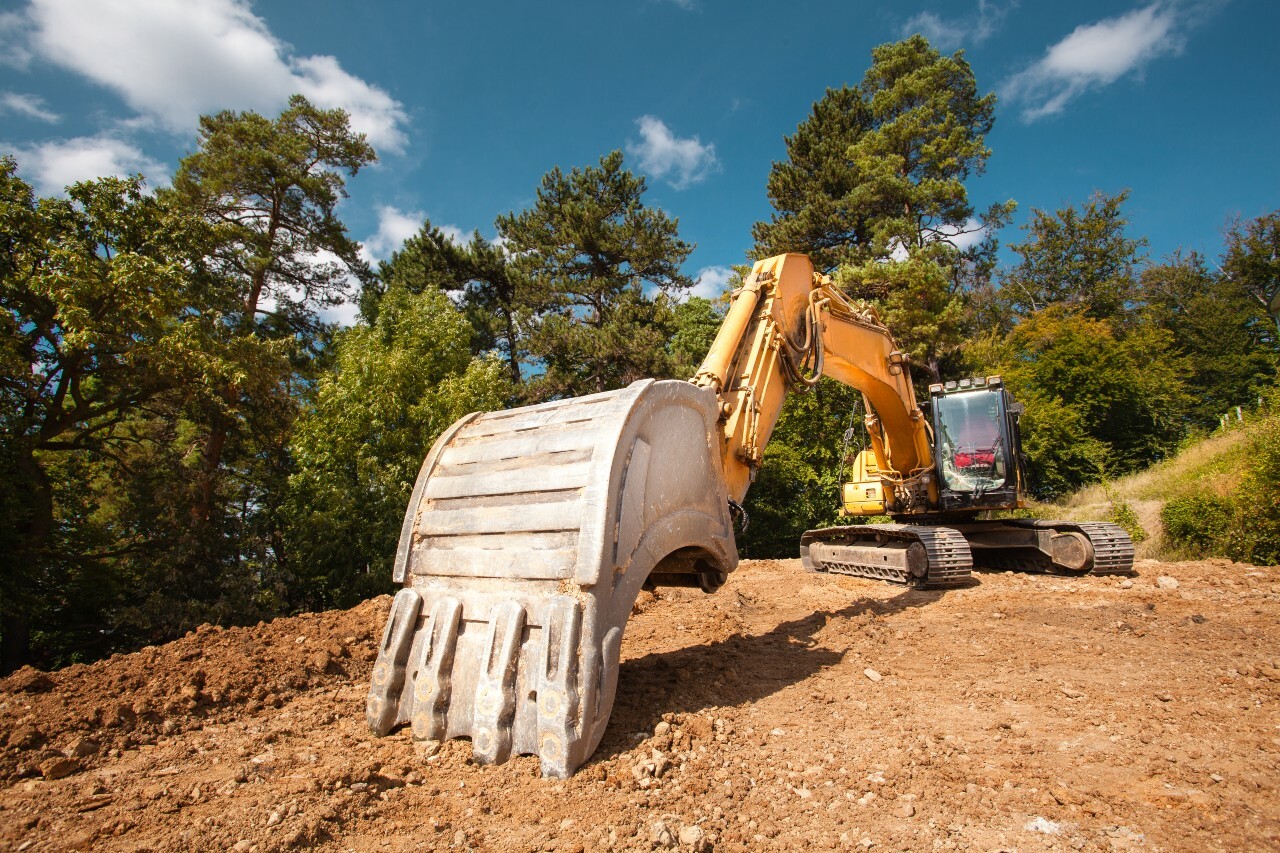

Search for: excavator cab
xmin=928 ymin=376 xmax=1023 ymax=513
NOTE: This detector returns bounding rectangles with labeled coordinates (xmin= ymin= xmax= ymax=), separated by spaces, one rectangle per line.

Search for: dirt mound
xmin=2 ymin=558 xmax=1278 ymax=851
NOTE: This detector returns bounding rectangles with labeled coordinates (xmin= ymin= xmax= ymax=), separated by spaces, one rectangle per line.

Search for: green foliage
xmin=1105 ymin=490 xmax=1147 ymax=544
xmin=845 ymin=35 xmax=998 ymax=265
xmin=497 ymin=151 xmax=691 ymax=399
xmin=1002 ymin=191 xmax=1146 ymax=321
xmin=738 ymin=380 xmax=861 ymax=557
xmin=287 ymin=284 xmax=510 ymax=608
xmin=668 ymin=296 xmax=725 ymax=379
xmin=1014 ymin=392 xmax=1111 ymax=497
xmin=755 ymin=35 xmax=1013 ymax=384
xmin=1140 ymin=251 xmax=1277 ymax=428
xmin=984 ymin=306 xmax=1190 ymax=495
xmin=372 ymin=223 xmax=527 ymax=389
xmin=837 ymin=255 xmax=966 ymax=384
xmin=172 ymin=94 xmax=375 ymax=336
xmin=752 ymin=85 xmax=872 ymax=273
xmin=1160 ymin=495 xmax=1231 ymax=553
xmin=0 ymin=97 xmax=379 ymax=671
xmin=1222 ymin=210 xmax=1280 ymax=317
xmin=1225 ymin=410 xmax=1280 ymax=565
xmin=1129 ymin=387 xmax=1280 ymax=566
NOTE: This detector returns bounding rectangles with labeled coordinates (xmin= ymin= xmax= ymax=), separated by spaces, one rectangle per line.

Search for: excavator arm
xmin=691 ymin=253 xmax=936 ymax=513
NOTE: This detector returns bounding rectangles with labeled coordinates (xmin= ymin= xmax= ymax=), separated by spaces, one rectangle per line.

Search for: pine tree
xmin=496 ymin=151 xmax=692 ymax=399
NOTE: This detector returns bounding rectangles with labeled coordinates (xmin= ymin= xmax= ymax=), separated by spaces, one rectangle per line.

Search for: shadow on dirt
xmin=594 ymin=585 xmax=952 ymax=763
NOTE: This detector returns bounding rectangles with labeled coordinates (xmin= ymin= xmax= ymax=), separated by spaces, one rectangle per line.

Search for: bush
xmin=1160 ymin=495 xmax=1231 ymax=554
xmin=1225 ymin=420 xmax=1280 ymax=565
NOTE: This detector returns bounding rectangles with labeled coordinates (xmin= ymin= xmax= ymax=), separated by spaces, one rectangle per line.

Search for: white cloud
xmin=901 ymin=0 xmax=1016 ymax=51
xmin=358 ymin=205 xmax=467 ymax=264
xmin=360 ymin=205 xmax=426 ymax=263
xmin=10 ymin=134 xmax=168 ymax=194
xmin=0 ymin=11 xmax=34 ymax=68
xmin=626 ymin=115 xmax=720 ymax=190
xmin=1 ymin=91 xmax=58 ymax=122
xmin=689 ymin=265 xmax=732 ymax=301
xmin=20 ymin=0 xmax=408 ymax=152
xmin=1002 ymin=2 xmax=1202 ymax=121
xmin=934 ymin=217 xmax=988 ymax=251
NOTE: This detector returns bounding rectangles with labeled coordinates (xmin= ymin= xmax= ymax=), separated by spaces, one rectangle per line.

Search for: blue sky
xmin=2 ymin=0 xmax=1276 ymax=323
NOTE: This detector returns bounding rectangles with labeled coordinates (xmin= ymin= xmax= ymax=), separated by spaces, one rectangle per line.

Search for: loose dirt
xmin=3 ymin=557 xmax=1278 ymax=852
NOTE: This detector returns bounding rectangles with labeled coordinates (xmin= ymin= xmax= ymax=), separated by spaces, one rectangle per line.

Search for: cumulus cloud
xmin=1 ymin=91 xmax=58 ymax=122
xmin=901 ymin=0 xmax=1016 ymax=51
xmin=360 ymin=205 xmax=427 ymax=263
xmin=10 ymin=134 xmax=168 ymax=194
xmin=0 ymin=11 xmax=34 ymax=67
xmin=18 ymin=0 xmax=408 ymax=152
xmin=934 ymin=217 xmax=989 ymax=251
xmin=359 ymin=205 xmax=468 ymax=266
xmin=1002 ymin=2 xmax=1211 ymax=121
xmin=689 ymin=265 xmax=732 ymax=301
xmin=626 ymin=116 xmax=720 ymax=190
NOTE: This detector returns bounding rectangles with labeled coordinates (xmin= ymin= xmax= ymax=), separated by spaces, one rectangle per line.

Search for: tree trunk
xmin=193 ymin=423 xmax=229 ymax=523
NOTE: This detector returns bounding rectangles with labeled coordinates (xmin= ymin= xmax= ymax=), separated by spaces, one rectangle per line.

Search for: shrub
xmin=1160 ymin=495 xmax=1231 ymax=554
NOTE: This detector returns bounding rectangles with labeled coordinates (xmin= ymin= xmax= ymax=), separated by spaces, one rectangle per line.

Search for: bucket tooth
xmin=367 ymin=588 xmax=423 ymax=735
xmin=471 ymin=600 xmax=526 ymax=764
xmin=410 ymin=597 xmax=462 ymax=742
xmin=535 ymin=596 xmax=583 ymax=777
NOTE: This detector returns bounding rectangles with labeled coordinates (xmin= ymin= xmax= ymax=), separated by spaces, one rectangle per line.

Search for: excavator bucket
xmin=366 ymin=379 xmax=737 ymax=777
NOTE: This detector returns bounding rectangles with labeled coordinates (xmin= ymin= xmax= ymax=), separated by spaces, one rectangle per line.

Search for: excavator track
xmin=799 ymin=524 xmax=973 ymax=588
xmin=950 ymin=518 xmax=1137 ymax=576
xmin=1006 ymin=519 xmax=1137 ymax=575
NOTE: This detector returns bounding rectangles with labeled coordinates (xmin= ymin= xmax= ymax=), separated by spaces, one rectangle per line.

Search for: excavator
xmin=365 ymin=253 xmax=1134 ymax=778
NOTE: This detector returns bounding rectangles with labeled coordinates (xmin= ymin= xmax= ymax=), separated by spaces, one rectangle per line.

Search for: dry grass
xmin=1044 ymin=419 xmax=1264 ymax=559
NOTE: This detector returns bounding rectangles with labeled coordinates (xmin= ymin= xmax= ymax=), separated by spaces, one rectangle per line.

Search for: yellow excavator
xmin=365 ymin=253 xmax=1134 ymax=778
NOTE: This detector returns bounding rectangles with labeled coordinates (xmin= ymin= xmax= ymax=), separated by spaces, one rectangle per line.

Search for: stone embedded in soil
xmin=1157 ymin=576 xmax=1180 ymax=590
xmin=679 ymin=824 xmax=706 ymax=850
xmin=864 ymin=668 xmax=882 ymax=682
xmin=64 ymin=737 xmax=98 ymax=758
xmin=39 ymin=757 xmax=79 ymax=779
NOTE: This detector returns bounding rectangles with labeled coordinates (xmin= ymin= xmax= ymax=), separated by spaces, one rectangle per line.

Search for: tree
xmin=496 ymin=151 xmax=692 ymax=399
xmin=668 ymin=296 xmax=725 ymax=380
xmin=755 ymin=36 xmax=1012 ymax=385
xmin=1141 ymin=251 xmax=1277 ymax=428
xmin=1222 ymin=210 xmax=1280 ymax=332
xmin=169 ymin=94 xmax=376 ymax=527
xmin=843 ymin=35 xmax=1004 ymax=266
xmin=286 ymin=284 xmax=509 ymax=608
xmin=983 ymin=306 xmax=1191 ymax=494
xmin=737 ymin=380 xmax=863 ymax=557
xmin=0 ymin=160 xmax=233 ymax=671
xmin=752 ymin=86 xmax=873 ymax=273
xmin=1001 ymin=190 xmax=1146 ymax=321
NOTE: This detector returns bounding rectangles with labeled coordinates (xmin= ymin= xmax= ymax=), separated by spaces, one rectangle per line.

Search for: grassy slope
xmin=1035 ymin=418 xmax=1263 ymax=560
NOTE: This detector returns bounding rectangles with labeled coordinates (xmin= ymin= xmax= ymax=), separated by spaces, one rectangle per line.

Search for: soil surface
xmin=3 ymin=557 xmax=1279 ymax=852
